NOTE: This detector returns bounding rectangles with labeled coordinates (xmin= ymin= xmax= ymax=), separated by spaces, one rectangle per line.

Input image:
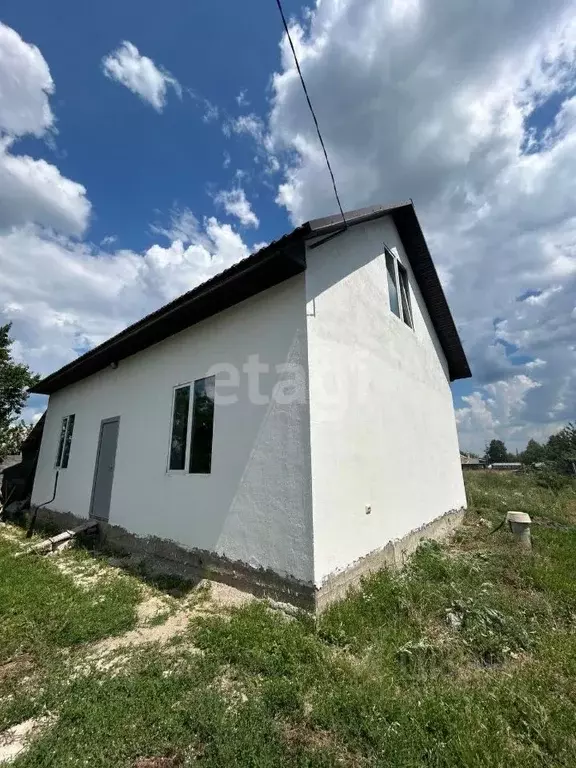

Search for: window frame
xmin=189 ymin=375 xmax=216 ymax=475
xmin=385 ymin=247 xmax=401 ymax=320
xmin=384 ymin=245 xmax=414 ymax=331
xmin=166 ymin=376 xmax=216 ymax=476
xmin=397 ymin=261 xmax=414 ymax=330
xmin=55 ymin=414 xmax=75 ymax=469
xmin=167 ymin=384 xmax=192 ymax=472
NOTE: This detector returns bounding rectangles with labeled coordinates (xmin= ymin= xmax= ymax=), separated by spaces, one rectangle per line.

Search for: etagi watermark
xmin=206 ymin=355 xmax=307 ymax=406
xmin=204 ymin=351 xmax=373 ymax=411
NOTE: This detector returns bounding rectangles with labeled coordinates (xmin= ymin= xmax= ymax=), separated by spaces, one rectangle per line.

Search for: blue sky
xmin=1 ymin=0 xmax=575 ymax=453
xmin=1 ymin=0 xmax=300 ymax=250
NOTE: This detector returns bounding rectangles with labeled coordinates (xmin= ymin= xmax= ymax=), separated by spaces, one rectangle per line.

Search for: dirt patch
xmin=93 ymin=610 xmax=193 ymax=657
xmin=0 ymin=655 xmax=35 ymax=684
xmin=78 ymin=578 xmax=254 ymax=674
xmin=281 ymin=723 xmax=365 ymax=766
xmin=92 ymin=579 xmax=253 ymax=653
xmin=132 ymin=758 xmax=183 ymax=768
xmin=199 ymin=579 xmax=255 ymax=611
xmin=0 ymin=716 xmax=54 ymax=764
xmin=137 ymin=595 xmax=172 ymax=624
xmin=50 ymin=556 xmax=116 ymax=590
xmin=73 ymin=613 xmax=198 ymax=677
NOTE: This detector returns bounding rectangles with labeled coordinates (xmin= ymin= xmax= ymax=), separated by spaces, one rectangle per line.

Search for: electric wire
xmin=274 ymin=0 xmax=347 ymax=226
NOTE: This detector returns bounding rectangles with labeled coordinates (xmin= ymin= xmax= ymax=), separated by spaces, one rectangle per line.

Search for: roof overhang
xmin=31 ymin=232 xmax=307 ymax=395
xmin=31 ymin=201 xmax=470 ymax=395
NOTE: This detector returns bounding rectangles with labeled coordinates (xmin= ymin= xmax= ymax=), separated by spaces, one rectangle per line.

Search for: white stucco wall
xmin=32 ymin=276 xmax=314 ymax=585
xmin=305 ymin=216 xmax=467 ymax=586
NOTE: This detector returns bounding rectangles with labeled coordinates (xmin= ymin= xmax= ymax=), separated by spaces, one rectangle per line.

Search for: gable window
xmin=385 ymin=249 xmax=401 ymax=319
xmin=385 ymin=246 xmax=414 ymax=330
xmin=397 ymin=263 xmax=413 ymax=329
xmin=56 ymin=414 xmax=75 ymax=468
xmin=168 ymin=375 xmax=216 ymax=474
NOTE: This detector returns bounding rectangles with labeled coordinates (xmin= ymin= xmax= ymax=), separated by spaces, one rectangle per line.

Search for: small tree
xmin=546 ymin=423 xmax=576 ymax=475
xmin=0 ymin=420 xmax=30 ymax=458
xmin=521 ymin=438 xmax=546 ymax=465
xmin=484 ymin=439 xmax=508 ymax=464
xmin=0 ymin=323 xmax=39 ymax=462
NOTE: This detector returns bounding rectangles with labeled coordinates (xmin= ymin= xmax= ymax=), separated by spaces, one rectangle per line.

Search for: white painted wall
xmin=32 ymin=276 xmax=314 ymax=584
xmin=33 ymin=217 xmax=466 ymax=592
xmin=305 ymin=216 xmax=467 ymax=586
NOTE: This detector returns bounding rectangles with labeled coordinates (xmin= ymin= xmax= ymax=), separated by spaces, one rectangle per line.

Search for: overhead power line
xmin=274 ymin=0 xmax=347 ymax=227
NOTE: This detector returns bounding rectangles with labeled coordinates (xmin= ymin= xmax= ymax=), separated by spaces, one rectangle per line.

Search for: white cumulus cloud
xmin=102 ymin=41 xmax=181 ymax=112
xmin=0 ymin=138 xmax=90 ymax=235
xmin=266 ymin=0 xmax=576 ymax=450
xmin=0 ymin=22 xmax=54 ymax=138
xmin=0 ymin=23 xmax=90 ymax=236
xmin=0 ymin=27 xmax=251 ymax=389
xmin=236 ymin=89 xmax=250 ymax=108
xmin=214 ymin=187 xmax=259 ymax=228
xmin=456 ymin=376 xmax=546 ymax=453
xmin=0 ymin=213 xmax=251 ymax=378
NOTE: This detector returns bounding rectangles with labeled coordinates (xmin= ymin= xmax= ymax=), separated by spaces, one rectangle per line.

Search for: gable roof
xmin=30 ymin=201 xmax=471 ymax=395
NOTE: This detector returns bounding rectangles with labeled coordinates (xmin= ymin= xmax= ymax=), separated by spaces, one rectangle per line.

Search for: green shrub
xmin=534 ymin=469 xmax=574 ymax=492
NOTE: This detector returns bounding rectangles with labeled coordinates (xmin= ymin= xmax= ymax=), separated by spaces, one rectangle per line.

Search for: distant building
xmin=488 ymin=463 xmax=522 ymax=472
xmin=0 ymin=454 xmax=22 ymax=478
xmin=460 ymin=454 xmax=484 ymax=470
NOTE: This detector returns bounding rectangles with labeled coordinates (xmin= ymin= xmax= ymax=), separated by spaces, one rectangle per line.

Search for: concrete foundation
xmin=29 ymin=505 xmax=315 ymax=609
xmin=22 ymin=504 xmax=463 ymax=613
xmin=315 ymin=507 xmax=465 ymax=612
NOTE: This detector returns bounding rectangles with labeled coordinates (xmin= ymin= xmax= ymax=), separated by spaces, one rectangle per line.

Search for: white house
xmin=30 ymin=202 xmax=470 ymax=609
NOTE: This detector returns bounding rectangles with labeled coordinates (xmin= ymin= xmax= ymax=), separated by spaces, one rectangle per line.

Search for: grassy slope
xmin=2 ymin=471 xmax=576 ymax=767
xmin=0 ymin=538 xmax=141 ymax=664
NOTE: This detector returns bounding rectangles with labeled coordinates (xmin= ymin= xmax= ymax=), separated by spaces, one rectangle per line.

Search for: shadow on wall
xmin=219 ymin=330 xmax=313 ymax=575
xmin=204 ymin=239 xmax=389 ymax=579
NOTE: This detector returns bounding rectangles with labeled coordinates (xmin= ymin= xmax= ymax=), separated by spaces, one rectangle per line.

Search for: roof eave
xmin=30 ymin=233 xmax=308 ymax=395
xmin=389 ymin=204 xmax=471 ymax=381
xmin=30 ymin=199 xmax=471 ymax=394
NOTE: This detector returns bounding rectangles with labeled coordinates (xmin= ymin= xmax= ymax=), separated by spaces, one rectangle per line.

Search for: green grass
xmin=3 ymin=471 xmax=576 ymax=767
xmin=0 ymin=538 xmax=141 ymax=664
xmin=465 ymin=469 xmax=576 ymax=527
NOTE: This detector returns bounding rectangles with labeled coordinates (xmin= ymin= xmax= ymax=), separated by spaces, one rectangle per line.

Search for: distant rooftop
xmin=0 ymin=455 xmax=21 ymax=474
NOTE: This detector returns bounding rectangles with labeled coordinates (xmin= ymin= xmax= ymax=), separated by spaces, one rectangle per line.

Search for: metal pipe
xmin=26 ymin=470 xmax=59 ymax=539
